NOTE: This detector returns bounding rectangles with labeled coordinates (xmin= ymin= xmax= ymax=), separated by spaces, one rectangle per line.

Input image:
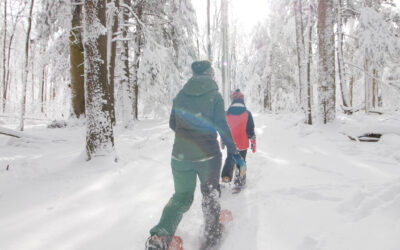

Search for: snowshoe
xmin=145 ymin=235 xmax=183 ymax=250
xmin=199 ymin=209 xmax=233 ymax=250
xmin=219 ymin=209 xmax=233 ymax=224
xmin=168 ymin=236 xmax=184 ymax=250
xmin=145 ymin=235 xmax=168 ymax=250
xmin=199 ymin=224 xmax=224 ymax=250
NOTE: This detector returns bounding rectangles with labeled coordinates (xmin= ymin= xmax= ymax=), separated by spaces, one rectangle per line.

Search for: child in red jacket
xmin=221 ymin=89 xmax=256 ymax=189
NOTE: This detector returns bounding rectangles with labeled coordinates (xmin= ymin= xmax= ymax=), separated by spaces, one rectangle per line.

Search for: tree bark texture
xmin=70 ymin=1 xmax=85 ymax=118
xmin=120 ymin=0 xmax=132 ymax=127
xmin=83 ymin=0 xmax=115 ymax=160
xmin=132 ymin=1 xmax=143 ymax=120
xmin=107 ymin=0 xmax=118 ymax=125
xmin=318 ymin=0 xmax=336 ymax=123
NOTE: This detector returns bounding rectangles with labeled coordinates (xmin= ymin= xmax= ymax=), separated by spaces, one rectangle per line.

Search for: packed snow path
xmin=1 ymin=113 xmax=400 ymax=250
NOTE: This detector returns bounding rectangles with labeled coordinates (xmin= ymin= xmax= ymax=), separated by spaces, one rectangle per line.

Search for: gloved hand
xmin=232 ymin=153 xmax=246 ymax=177
xmin=251 ymin=138 xmax=256 ymax=153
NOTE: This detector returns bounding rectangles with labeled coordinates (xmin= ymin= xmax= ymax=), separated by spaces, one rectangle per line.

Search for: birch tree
xmin=83 ymin=0 xmax=115 ymax=160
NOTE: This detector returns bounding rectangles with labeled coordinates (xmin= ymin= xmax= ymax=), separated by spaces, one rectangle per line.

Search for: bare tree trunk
xmin=318 ymin=0 xmax=336 ymax=123
xmin=40 ymin=68 xmax=46 ymax=113
xmin=30 ymin=49 xmax=35 ymax=105
xmin=207 ymin=0 xmax=212 ymax=62
xmin=306 ymin=18 xmax=313 ymax=125
xmin=170 ymin=0 xmax=180 ymax=68
xmin=37 ymin=1 xmax=51 ymax=115
xmin=83 ymin=0 xmax=115 ymax=160
xmin=132 ymin=2 xmax=143 ymax=120
xmin=19 ymin=0 xmax=35 ymax=131
xmin=107 ymin=0 xmax=118 ymax=125
xmin=221 ymin=0 xmax=230 ymax=107
xmin=120 ymin=0 xmax=132 ymax=127
xmin=69 ymin=0 xmax=85 ymax=118
xmin=294 ymin=0 xmax=305 ymax=111
xmin=3 ymin=3 xmax=25 ymax=113
xmin=265 ymin=50 xmax=273 ymax=111
xmin=364 ymin=53 xmax=372 ymax=113
xmin=350 ymin=75 xmax=354 ymax=106
xmin=295 ymin=0 xmax=312 ymax=124
xmin=372 ymin=68 xmax=380 ymax=108
xmin=336 ymin=0 xmax=351 ymax=114
xmin=4 ymin=27 xmax=14 ymax=113
xmin=1 ymin=0 xmax=7 ymax=113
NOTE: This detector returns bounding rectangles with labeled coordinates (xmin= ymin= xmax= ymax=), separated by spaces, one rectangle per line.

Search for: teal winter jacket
xmin=169 ymin=75 xmax=236 ymax=161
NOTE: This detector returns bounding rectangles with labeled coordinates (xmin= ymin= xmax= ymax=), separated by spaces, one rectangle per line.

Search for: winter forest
xmin=1 ymin=0 xmax=400 ymax=250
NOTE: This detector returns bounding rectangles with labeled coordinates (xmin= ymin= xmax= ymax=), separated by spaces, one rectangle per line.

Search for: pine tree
xmin=83 ymin=0 xmax=115 ymax=160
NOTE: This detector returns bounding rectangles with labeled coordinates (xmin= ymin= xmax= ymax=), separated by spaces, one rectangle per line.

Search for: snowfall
xmin=1 ymin=112 xmax=400 ymax=250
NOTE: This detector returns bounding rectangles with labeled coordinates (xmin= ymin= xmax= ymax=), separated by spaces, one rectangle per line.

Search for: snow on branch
xmin=118 ymin=2 xmax=167 ymax=50
xmin=344 ymin=61 xmax=400 ymax=92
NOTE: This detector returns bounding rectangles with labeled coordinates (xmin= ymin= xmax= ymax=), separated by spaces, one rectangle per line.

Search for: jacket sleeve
xmin=169 ymin=103 xmax=176 ymax=132
xmin=246 ymin=111 xmax=255 ymax=139
xmin=213 ymin=93 xmax=237 ymax=154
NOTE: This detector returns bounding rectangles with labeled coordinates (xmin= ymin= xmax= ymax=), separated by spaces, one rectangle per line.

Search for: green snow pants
xmin=150 ymin=153 xmax=222 ymax=244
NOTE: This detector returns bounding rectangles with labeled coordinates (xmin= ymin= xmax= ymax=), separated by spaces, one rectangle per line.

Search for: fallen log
xmin=0 ymin=127 xmax=25 ymax=138
xmin=348 ymin=133 xmax=382 ymax=142
xmin=0 ymin=126 xmax=66 ymax=143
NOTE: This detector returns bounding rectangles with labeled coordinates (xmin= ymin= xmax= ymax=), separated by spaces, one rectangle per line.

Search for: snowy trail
xmin=1 ymin=113 xmax=400 ymax=250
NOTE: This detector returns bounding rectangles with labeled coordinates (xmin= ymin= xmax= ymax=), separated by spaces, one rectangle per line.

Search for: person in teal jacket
xmin=145 ymin=61 xmax=244 ymax=250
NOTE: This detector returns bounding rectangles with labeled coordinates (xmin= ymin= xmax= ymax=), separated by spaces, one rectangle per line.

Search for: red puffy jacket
xmin=226 ymin=102 xmax=255 ymax=151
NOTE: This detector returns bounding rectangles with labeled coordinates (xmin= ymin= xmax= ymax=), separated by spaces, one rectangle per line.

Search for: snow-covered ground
xmin=1 ymin=113 xmax=400 ymax=250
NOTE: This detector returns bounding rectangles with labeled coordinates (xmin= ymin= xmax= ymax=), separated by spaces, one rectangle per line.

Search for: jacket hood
xmin=227 ymin=102 xmax=247 ymax=115
xmin=182 ymin=75 xmax=218 ymax=96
